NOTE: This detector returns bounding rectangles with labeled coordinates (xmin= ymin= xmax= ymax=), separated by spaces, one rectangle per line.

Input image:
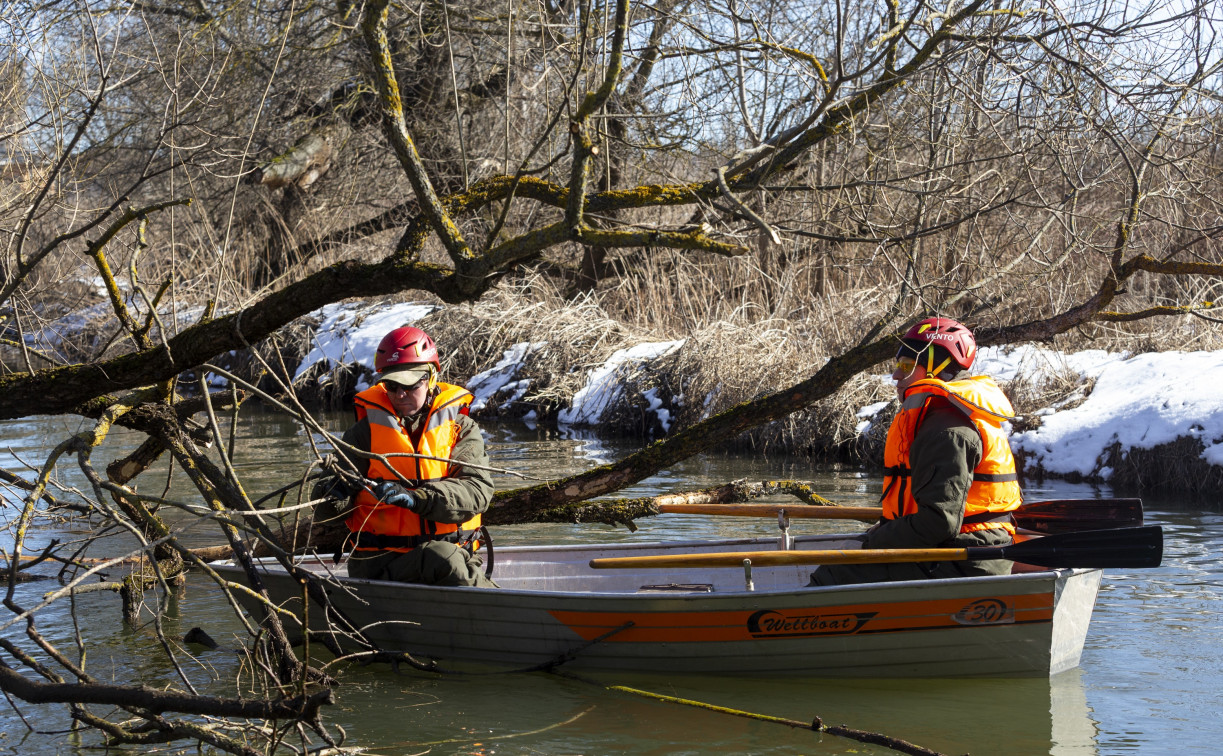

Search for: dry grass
xmin=331 ymin=269 xmax=904 ymax=462
xmin=1003 ymin=364 xmax=1096 ymax=436
xmin=256 ymin=261 xmax=906 ymax=459
xmin=422 ymin=276 xmax=653 ymax=419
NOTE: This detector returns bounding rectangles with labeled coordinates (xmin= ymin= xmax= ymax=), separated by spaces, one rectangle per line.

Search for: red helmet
xmin=374 ymin=326 xmax=440 ymax=372
xmin=899 ymin=317 xmax=976 ymax=371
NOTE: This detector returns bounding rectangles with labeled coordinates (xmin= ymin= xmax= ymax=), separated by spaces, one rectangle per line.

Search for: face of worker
xmin=383 ymin=378 xmax=430 ymax=418
xmin=891 ymin=357 xmax=928 ymax=402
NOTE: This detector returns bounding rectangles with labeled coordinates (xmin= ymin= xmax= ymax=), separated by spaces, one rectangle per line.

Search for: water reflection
xmin=298 ymin=664 xmax=1099 ymax=756
xmin=1052 ymin=669 xmax=1099 ymax=755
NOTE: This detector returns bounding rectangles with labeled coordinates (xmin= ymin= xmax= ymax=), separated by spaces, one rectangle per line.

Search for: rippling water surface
xmin=0 ymin=411 xmax=1219 ymax=754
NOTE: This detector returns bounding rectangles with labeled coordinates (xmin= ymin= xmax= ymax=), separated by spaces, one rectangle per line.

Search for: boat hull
xmin=213 ymin=535 xmax=1100 ymax=677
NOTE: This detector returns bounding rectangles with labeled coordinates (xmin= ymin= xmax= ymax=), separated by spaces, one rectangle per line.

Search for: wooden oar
xmin=655 ymin=498 xmax=1143 ymax=534
xmin=589 ymin=525 xmax=1163 ymax=570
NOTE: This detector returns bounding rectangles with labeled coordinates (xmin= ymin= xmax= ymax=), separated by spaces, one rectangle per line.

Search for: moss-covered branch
xmin=486 ymin=479 xmax=838 ymax=527
xmin=362 ymin=0 xmax=474 ymax=268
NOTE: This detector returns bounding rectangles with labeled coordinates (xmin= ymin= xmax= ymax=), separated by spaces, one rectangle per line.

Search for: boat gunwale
xmin=210 ymin=551 xmax=1096 ymax=603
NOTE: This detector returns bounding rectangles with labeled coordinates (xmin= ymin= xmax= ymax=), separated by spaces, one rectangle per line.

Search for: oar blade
xmin=994 ymin=525 xmax=1163 ymax=569
xmin=1017 ymin=498 xmax=1144 ymax=533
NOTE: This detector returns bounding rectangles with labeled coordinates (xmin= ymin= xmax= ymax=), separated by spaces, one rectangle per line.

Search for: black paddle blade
xmin=974 ymin=525 xmax=1164 ymax=569
xmin=1016 ymin=498 xmax=1144 ymax=534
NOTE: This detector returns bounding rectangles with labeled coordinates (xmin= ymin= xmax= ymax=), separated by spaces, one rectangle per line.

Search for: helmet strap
xmin=924 ymin=348 xmax=952 ymax=378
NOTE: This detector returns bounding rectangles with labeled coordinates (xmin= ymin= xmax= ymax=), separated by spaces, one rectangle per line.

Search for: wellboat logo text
xmin=746 ymin=609 xmax=876 ymax=638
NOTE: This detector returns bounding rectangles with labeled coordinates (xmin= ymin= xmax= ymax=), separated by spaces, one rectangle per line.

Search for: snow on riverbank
xmin=292 ymin=301 xmax=1223 ymax=484
xmin=292 ymin=302 xmax=438 ymax=384
xmin=988 ymin=347 xmax=1223 ymax=477
xmin=555 ymin=340 xmax=684 ymax=428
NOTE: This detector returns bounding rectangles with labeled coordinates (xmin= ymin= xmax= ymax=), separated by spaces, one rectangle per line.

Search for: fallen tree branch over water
xmin=485 ymin=479 xmax=837 ymax=528
xmin=0 ymin=665 xmax=334 ymax=718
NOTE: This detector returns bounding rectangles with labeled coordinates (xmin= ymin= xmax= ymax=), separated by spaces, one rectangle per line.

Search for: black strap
xmin=962 ymin=510 xmax=1017 ymax=526
xmin=479 ymin=526 xmax=494 ymax=579
xmin=972 ymin=471 xmax=1019 ymax=482
xmin=880 ymin=465 xmax=907 ymax=513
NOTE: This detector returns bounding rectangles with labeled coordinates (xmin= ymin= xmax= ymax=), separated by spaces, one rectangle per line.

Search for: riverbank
xmin=285 ymin=297 xmax=1223 ymax=501
xmin=11 ymin=285 xmax=1221 ymax=499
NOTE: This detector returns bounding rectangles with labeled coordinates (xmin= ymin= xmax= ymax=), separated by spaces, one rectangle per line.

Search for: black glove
xmin=310 ymin=476 xmax=357 ymax=522
xmin=372 ymin=480 xmax=422 ymax=513
xmin=310 ymin=476 xmax=354 ymax=503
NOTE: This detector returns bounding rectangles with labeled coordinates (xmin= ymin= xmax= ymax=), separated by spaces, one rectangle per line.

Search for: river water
xmin=1 ymin=410 xmax=1220 ymax=755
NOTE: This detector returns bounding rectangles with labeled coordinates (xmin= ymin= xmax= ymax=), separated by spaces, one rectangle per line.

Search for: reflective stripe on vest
xmin=881 ymin=375 xmax=1022 ymax=535
xmin=345 ymin=382 xmax=482 ymax=552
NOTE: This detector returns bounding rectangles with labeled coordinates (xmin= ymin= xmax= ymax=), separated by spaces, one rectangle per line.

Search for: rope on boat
xmin=557 ymin=672 xmax=948 ymax=756
xmin=533 ymin=621 xmax=636 ymax=672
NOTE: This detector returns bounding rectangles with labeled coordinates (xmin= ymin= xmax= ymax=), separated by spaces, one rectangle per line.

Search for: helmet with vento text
xmin=897 ymin=317 xmax=976 ymax=374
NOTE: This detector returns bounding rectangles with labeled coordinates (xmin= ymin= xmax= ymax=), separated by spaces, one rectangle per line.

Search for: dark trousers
xmin=347 ymin=541 xmax=498 ymax=587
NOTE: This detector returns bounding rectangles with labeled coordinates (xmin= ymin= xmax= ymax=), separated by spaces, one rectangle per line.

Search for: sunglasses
xmin=894 ymin=356 xmax=917 ymax=374
xmin=383 ymin=377 xmax=428 ymax=394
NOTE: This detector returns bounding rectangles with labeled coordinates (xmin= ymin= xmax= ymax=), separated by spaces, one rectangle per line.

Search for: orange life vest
xmin=881 ymin=375 xmax=1022 ymax=535
xmin=345 ymin=382 xmax=482 ymax=552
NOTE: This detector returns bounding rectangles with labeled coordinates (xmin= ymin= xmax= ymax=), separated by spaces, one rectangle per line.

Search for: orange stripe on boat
xmin=548 ymin=593 xmax=1054 ymax=643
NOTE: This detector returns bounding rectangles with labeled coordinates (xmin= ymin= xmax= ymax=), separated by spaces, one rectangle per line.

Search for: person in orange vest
xmin=809 ymin=317 xmax=1023 ymax=586
xmin=319 ymin=326 xmax=497 ymax=587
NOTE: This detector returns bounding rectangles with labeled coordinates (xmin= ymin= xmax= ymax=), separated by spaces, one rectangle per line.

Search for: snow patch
xmin=558 ymin=340 xmax=684 ymax=427
xmin=1010 ymin=350 xmax=1223 ymax=478
xmin=642 ymin=387 xmax=672 ymax=433
xmin=855 ymin=400 xmax=890 ymax=434
xmin=466 ymin=342 xmax=544 ymax=411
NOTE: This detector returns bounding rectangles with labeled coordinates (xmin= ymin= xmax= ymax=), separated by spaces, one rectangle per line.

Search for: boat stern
xmin=1049 ymin=568 xmax=1103 ymax=675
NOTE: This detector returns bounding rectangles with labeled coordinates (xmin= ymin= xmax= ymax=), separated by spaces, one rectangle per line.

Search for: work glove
xmin=372 ymin=480 xmax=423 ymax=513
xmin=310 ymin=476 xmax=354 ymax=503
xmin=310 ymin=476 xmax=357 ymax=522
